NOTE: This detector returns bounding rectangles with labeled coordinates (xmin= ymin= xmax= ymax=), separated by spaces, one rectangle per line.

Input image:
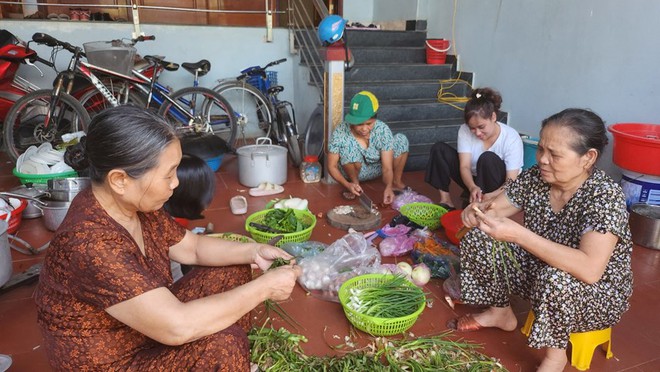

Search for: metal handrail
xmin=288 ymin=0 xmax=327 ymax=100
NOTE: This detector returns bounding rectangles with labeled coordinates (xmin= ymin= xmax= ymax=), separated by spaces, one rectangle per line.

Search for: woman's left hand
xmin=253 ymin=244 xmax=295 ymax=271
xmin=471 ymin=205 xmax=521 ymax=243
xmin=383 ymin=187 xmax=395 ymax=205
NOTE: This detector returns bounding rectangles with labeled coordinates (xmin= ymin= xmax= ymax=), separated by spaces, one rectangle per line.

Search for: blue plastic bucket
xmin=522 ymin=138 xmax=539 ymax=170
xmin=205 ymin=154 xmax=224 ymax=172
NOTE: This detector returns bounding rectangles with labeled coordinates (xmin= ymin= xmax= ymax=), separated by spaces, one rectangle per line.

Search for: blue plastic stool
xmin=521 ymin=310 xmax=613 ymax=371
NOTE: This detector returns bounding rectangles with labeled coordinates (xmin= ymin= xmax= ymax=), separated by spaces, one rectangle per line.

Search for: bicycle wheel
xmin=157 ymin=87 xmax=236 ymax=149
xmin=77 ymin=82 xmax=147 ymax=118
xmin=213 ymin=81 xmax=273 ymax=149
xmin=3 ymin=89 xmax=90 ymax=162
xmin=276 ymin=104 xmax=302 ymax=167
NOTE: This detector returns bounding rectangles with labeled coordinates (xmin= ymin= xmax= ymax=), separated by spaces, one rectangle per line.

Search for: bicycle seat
xmin=143 ymin=55 xmax=179 ymax=71
xmin=182 ymin=59 xmax=211 ymax=77
xmin=267 ymin=85 xmax=284 ymax=95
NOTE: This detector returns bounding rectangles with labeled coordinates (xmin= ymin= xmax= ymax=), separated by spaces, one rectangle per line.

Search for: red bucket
xmin=0 ymin=198 xmax=28 ymax=234
xmin=425 ymin=39 xmax=450 ymax=64
xmin=608 ymin=123 xmax=660 ymax=176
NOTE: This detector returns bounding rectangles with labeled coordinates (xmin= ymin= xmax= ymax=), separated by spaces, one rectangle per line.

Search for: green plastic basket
xmin=12 ymin=168 xmax=78 ymax=185
xmin=245 ymin=209 xmax=316 ymax=247
xmin=399 ymin=202 xmax=448 ymax=230
xmin=338 ymin=274 xmax=426 ymax=336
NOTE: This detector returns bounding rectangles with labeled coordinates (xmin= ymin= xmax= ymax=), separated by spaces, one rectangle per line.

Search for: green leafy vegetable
xmin=262 ymin=208 xmax=309 ymax=233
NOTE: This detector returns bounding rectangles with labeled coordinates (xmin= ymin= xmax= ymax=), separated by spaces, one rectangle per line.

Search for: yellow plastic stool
xmin=520 ymin=310 xmax=613 ymax=371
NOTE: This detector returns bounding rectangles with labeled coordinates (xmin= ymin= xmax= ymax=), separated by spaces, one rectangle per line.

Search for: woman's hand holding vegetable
xmin=470 ymin=205 xmax=522 ymax=243
xmin=257 ymin=264 xmax=302 ymax=302
xmin=347 ymin=182 xmax=363 ymax=197
xmin=252 ymin=244 xmax=295 ymax=271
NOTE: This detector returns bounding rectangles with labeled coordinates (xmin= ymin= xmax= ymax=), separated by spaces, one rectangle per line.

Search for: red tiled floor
xmin=1 ymin=152 xmax=659 ymax=371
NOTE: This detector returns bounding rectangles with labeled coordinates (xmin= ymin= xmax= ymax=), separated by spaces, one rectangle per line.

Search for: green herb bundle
xmin=491 ymin=240 xmax=521 ymax=291
xmin=263 ymin=208 xmax=309 ymax=233
xmin=249 ymin=326 xmax=508 ymax=371
xmin=346 ymin=276 xmax=425 ymax=319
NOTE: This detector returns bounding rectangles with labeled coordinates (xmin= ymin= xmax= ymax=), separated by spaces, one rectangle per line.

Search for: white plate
xmin=23 ymin=146 xmax=38 ymax=162
xmin=38 ymin=152 xmax=63 ymax=164
xmin=50 ymin=161 xmax=73 ymax=174
xmin=37 ymin=142 xmax=53 ymax=154
xmin=19 ymin=159 xmax=39 ymax=174
xmin=15 ymin=151 xmax=26 ymax=172
xmin=29 ymin=154 xmax=51 ymax=165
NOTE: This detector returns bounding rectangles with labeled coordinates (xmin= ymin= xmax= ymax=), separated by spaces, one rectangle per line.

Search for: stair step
xmin=345 ymin=80 xmax=471 ymax=102
xmin=345 ymin=29 xmax=427 ymax=47
xmin=346 ymin=64 xmax=455 ymax=82
xmin=350 ymin=46 xmax=426 ymax=64
xmin=347 ymin=100 xmax=466 ymax=122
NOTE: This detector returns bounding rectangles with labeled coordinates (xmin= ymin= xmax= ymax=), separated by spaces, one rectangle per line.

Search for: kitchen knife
xmin=359 ymin=191 xmax=373 ymax=211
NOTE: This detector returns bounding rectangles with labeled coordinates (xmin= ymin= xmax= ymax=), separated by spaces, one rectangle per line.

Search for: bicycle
xmin=214 ymin=58 xmax=302 ymax=166
xmin=3 ymin=33 xmax=236 ymax=161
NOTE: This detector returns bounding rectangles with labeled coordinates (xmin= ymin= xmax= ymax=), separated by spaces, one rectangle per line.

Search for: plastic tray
xmin=12 ymin=168 xmax=78 ymax=185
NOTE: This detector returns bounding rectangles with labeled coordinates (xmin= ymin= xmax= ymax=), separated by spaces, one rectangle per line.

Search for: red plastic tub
xmin=425 ymin=39 xmax=450 ymax=64
xmin=608 ymin=123 xmax=660 ymax=176
xmin=440 ymin=209 xmax=464 ymax=245
xmin=0 ymin=198 xmax=28 ymax=234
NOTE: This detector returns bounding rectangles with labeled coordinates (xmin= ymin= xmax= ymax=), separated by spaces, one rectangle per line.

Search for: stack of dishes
xmin=15 ymin=143 xmax=74 ymax=175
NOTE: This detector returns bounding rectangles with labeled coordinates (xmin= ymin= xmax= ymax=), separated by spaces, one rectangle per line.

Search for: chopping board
xmin=326 ymin=205 xmax=382 ymax=231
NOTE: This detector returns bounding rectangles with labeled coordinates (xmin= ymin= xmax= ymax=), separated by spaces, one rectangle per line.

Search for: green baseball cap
xmin=345 ymin=91 xmax=379 ymax=125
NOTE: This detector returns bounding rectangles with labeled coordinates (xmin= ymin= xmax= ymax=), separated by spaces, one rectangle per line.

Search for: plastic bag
xmin=378 ymin=235 xmax=416 ymax=257
xmin=298 ymin=232 xmax=381 ymax=301
xmin=391 ymin=189 xmax=433 ymax=211
xmin=280 ymin=241 xmax=327 ymax=259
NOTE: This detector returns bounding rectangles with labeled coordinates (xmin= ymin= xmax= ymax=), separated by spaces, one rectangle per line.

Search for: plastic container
xmin=83 ymin=40 xmax=137 ymax=76
xmin=608 ymin=123 xmax=660 ymax=176
xmin=425 ymin=39 xmax=450 ymax=64
xmin=399 ymin=202 xmax=448 ymax=230
xmin=338 ymin=274 xmax=426 ymax=336
xmin=0 ymin=198 xmax=28 ymax=234
xmin=522 ymin=137 xmax=539 ymax=170
xmin=440 ymin=209 xmax=465 ymax=245
xmin=244 ymin=209 xmax=316 ymax=247
xmin=620 ymin=169 xmax=660 ymax=209
xmin=13 ymin=168 xmax=78 ymax=185
xmin=300 ymin=155 xmax=321 ymax=183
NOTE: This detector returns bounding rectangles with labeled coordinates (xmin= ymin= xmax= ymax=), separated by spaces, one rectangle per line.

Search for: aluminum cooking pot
xmin=37 ymin=200 xmax=72 ymax=232
xmin=629 ymin=203 xmax=660 ymax=250
xmin=47 ymin=177 xmax=91 ymax=201
xmin=236 ymin=137 xmax=288 ymax=187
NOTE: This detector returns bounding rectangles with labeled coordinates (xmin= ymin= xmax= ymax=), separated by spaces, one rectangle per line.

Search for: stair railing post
xmin=322 ymin=44 xmax=350 ymax=184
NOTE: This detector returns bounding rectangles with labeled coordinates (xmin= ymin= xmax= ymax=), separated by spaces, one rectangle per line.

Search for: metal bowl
xmin=47 ymin=177 xmax=90 ymax=201
xmin=39 ymin=200 xmax=72 ymax=232
xmin=629 ymin=203 xmax=660 ymax=250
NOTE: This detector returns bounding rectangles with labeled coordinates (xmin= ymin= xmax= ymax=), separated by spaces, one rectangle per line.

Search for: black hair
xmin=65 ymin=105 xmax=178 ymax=183
xmin=163 ymin=154 xmax=216 ymax=220
xmin=541 ymin=108 xmax=609 ymax=160
xmin=464 ymin=87 xmax=503 ymax=123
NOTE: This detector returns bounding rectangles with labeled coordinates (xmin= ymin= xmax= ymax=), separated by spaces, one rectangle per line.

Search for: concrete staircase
xmin=343 ymin=29 xmax=474 ymax=171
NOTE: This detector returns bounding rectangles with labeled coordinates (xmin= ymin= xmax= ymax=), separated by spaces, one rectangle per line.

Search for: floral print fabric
xmin=35 ymin=188 xmax=252 ymax=370
xmin=459 ymin=166 xmax=633 ymax=349
xmin=328 ymin=120 xmax=409 ymax=181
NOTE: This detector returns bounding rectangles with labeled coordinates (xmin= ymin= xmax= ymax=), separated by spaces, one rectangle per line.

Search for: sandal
xmin=229 ymin=196 xmax=248 ymax=215
xmin=446 ymin=314 xmax=484 ymax=332
xmin=248 ymin=182 xmax=284 ymax=197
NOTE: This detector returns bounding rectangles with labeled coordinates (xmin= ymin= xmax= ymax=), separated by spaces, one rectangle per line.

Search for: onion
xmin=396 ymin=262 xmax=413 ymax=276
xmin=411 ymin=263 xmax=431 ymax=286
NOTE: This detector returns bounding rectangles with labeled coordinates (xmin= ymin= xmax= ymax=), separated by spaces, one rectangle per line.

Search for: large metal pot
xmin=47 ymin=177 xmax=91 ymax=202
xmin=38 ymin=200 xmax=72 ymax=232
xmin=629 ymin=203 xmax=660 ymax=250
xmin=9 ymin=184 xmax=48 ymax=219
xmin=236 ymin=137 xmax=288 ymax=187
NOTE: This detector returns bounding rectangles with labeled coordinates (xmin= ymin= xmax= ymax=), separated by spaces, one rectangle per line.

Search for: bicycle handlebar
xmin=32 ymin=33 xmax=80 ymax=55
xmin=33 ymin=55 xmax=54 ymax=68
xmin=238 ymin=58 xmax=288 ymax=79
xmin=132 ymin=35 xmax=156 ymax=44
xmin=265 ymin=58 xmax=287 ymax=69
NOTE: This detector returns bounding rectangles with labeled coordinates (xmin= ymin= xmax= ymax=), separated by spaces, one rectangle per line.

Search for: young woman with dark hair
xmin=425 ymin=87 xmax=524 ymax=209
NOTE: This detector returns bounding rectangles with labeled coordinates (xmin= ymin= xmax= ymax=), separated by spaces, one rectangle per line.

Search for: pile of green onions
xmin=346 ymin=276 xmax=425 ymax=318
xmin=491 ymin=240 xmax=521 ymax=291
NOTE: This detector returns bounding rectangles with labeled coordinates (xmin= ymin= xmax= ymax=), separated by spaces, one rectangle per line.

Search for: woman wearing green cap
xmin=327 ymin=91 xmax=409 ymax=205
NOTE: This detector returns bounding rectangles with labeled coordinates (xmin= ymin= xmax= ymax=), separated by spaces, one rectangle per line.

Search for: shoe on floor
xmin=230 ymin=196 xmax=248 ymax=215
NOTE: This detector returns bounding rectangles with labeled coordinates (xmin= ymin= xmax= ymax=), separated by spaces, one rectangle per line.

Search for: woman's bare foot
xmin=537 ymin=348 xmax=567 ymax=372
xmin=471 ymin=306 xmax=517 ymax=331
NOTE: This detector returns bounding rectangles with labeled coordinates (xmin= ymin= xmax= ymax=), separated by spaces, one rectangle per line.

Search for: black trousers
xmin=424 ymin=142 xmax=506 ymax=194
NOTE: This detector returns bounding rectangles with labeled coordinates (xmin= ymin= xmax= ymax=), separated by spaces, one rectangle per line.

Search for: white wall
xmin=343 ymin=0 xmax=374 ymax=24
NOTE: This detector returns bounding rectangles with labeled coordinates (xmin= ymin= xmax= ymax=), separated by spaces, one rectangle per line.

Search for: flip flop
xmin=229 ymin=196 xmax=248 ymax=215
xmin=446 ymin=314 xmax=484 ymax=332
xmin=248 ymin=182 xmax=284 ymax=197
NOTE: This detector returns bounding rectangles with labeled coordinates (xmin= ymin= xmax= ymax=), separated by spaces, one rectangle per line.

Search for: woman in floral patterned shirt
xmin=35 ymin=106 xmax=300 ymax=371
xmin=451 ymin=108 xmax=632 ymax=372
xmin=327 ymin=91 xmax=409 ymax=204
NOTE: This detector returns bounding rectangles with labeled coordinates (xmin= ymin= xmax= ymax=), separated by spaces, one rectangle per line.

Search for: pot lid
xmin=236 ymin=143 xmax=288 ymax=156
xmin=10 ymin=183 xmax=48 ymax=198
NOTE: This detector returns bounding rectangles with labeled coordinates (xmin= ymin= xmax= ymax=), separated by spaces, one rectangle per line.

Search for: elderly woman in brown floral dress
xmin=450 ymin=108 xmax=633 ymax=372
xmin=35 ymin=106 xmax=301 ymax=371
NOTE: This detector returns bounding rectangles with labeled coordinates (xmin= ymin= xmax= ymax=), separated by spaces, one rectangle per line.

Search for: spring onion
xmin=347 ymin=275 xmax=425 ymax=318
